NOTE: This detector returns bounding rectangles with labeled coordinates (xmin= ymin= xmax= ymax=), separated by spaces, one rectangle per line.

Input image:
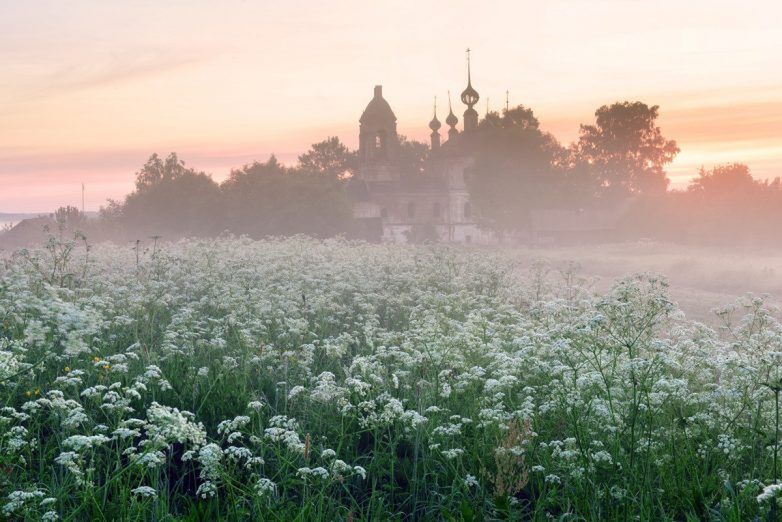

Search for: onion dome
xmin=460 ymin=83 xmax=479 ymax=108
xmin=446 ymin=92 xmax=459 ymax=141
xmin=445 ymin=110 xmax=458 ymax=127
xmin=460 ymin=49 xmax=479 ymax=109
xmin=429 ymin=98 xmax=441 ymax=131
xmin=446 ymin=93 xmax=459 ymax=128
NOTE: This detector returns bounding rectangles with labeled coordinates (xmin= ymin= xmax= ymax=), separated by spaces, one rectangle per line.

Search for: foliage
xmin=688 ymin=163 xmax=764 ymax=199
xmin=1 ymin=237 xmax=781 ymax=519
xmin=108 ymin=139 xmax=354 ymax=241
xmin=221 ymin=156 xmax=351 ymax=238
xmin=623 ymin=163 xmax=782 ymax=245
xmin=397 ymin=135 xmax=430 ymax=176
xmin=121 ymin=153 xmax=222 ymax=237
xmin=297 ymin=136 xmax=357 ymax=178
xmin=463 ymin=106 xmax=565 ymax=231
xmin=574 ymin=101 xmax=679 ymax=197
xmin=53 ymin=206 xmax=86 ymax=230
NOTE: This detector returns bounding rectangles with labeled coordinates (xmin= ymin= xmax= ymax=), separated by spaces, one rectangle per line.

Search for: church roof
xmin=360 ymin=85 xmax=397 ymax=125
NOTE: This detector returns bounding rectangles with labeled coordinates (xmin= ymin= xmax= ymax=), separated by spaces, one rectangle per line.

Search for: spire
xmin=446 ymin=90 xmax=459 ymax=140
xmin=429 ymin=96 xmax=441 ymax=150
xmin=461 ymin=48 xmax=480 ymax=132
xmin=467 ymin=48 xmax=472 ymax=85
xmin=429 ymin=97 xmax=441 ymax=131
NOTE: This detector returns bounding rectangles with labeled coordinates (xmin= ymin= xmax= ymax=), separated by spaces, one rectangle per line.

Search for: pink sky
xmin=1 ymin=0 xmax=780 ymax=212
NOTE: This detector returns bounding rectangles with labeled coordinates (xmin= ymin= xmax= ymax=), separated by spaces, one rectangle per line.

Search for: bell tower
xmin=359 ymin=85 xmax=399 ymax=166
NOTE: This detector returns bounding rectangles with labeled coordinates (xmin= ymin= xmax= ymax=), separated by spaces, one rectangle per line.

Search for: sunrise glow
xmin=1 ymin=0 xmax=780 ymax=212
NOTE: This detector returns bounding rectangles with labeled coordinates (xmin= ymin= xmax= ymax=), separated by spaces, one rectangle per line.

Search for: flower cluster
xmin=2 ymin=236 xmax=782 ymax=519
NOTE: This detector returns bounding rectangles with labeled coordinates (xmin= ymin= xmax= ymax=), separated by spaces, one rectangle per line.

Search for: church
xmin=347 ymin=54 xmax=497 ymax=244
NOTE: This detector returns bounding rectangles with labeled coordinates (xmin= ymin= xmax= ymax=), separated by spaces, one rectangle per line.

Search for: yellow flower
xmin=64 ymin=366 xmax=71 ymax=373
xmin=25 ymin=391 xmax=31 ymax=397
xmin=34 ymin=388 xmax=41 ymax=396
xmin=93 ymin=356 xmax=101 ymax=363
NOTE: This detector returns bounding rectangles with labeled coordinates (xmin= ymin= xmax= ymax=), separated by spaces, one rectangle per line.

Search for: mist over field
xmin=3 ymin=1 xmax=782 ymax=520
xmin=509 ymin=242 xmax=782 ymax=323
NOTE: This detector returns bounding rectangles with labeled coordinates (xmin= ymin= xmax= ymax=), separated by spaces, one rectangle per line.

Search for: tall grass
xmin=1 ymin=235 xmax=781 ymax=520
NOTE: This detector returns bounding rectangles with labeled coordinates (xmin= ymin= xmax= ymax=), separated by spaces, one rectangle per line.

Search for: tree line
xmin=460 ymin=101 xmax=780 ymax=245
xmin=34 ymin=101 xmax=782 ymax=247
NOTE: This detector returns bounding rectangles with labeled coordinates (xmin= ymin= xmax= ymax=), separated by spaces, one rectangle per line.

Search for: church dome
xmin=460 ymin=83 xmax=479 ymax=108
xmin=360 ymin=85 xmax=397 ymax=125
xmin=445 ymin=108 xmax=458 ymax=127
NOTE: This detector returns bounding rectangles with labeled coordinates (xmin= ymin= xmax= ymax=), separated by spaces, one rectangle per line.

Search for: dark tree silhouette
xmin=221 ymin=155 xmax=350 ymax=238
xmin=121 ymin=153 xmax=222 ymax=237
xmin=688 ymin=163 xmax=758 ymax=199
xmin=575 ymin=102 xmax=679 ymax=197
xmin=54 ymin=205 xmax=86 ymax=229
xmin=297 ymin=136 xmax=357 ymax=178
xmin=397 ymin=135 xmax=430 ymax=175
xmin=463 ymin=106 xmax=564 ymax=232
xmin=133 ymin=153 xmax=197 ymax=193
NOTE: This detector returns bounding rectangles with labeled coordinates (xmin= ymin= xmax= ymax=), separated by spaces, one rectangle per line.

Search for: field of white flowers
xmin=2 ymin=235 xmax=782 ymax=520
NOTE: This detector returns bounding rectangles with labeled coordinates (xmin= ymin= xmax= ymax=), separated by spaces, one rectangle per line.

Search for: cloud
xmin=662 ymin=99 xmax=782 ymax=146
xmin=4 ymin=46 xmax=215 ymax=102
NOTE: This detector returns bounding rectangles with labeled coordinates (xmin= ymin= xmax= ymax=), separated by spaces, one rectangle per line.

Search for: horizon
xmin=1 ymin=0 xmax=781 ymax=213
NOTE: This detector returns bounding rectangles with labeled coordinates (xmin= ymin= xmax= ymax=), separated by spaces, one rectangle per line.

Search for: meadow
xmin=507 ymin=241 xmax=782 ymax=323
xmin=2 ymin=235 xmax=782 ymax=520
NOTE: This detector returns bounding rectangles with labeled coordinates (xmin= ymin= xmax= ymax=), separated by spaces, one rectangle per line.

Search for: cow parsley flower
xmin=131 ymin=486 xmax=158 ymax=499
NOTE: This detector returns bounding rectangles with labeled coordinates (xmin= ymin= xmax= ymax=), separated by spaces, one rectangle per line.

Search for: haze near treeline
xmin=1 ymin=0 xmax=780 ymax=213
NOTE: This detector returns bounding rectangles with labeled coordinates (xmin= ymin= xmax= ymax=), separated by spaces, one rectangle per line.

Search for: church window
xmin=464 ymin=202 xmax=472 ymax=219
xmin=380 ymin=208 xmax=388 ymax=219
xmin=407 ymin=202 xmax=416 ymax=219
xmin=376 ymin=130 xmax=387 ymax=159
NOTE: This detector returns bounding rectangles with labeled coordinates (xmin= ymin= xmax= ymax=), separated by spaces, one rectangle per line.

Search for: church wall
xmin=351 ymin=83 xmax=500 ymax=245
xmin=353 ymin=201 xmax=381 ymax=219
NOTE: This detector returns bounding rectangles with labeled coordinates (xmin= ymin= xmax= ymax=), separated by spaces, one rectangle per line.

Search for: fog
xmin=3 ymin=108 xmax=782 ymax=330
xmin=3 ymin=96 xmax=781 ymax=329
xmin=504 ymin=242 xmax=782 ymax=323
xmin=5 ymin=87 xmax=782 ymax=522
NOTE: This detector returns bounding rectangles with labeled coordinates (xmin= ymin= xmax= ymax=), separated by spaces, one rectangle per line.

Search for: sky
xmin=1 ymin=0 xmax=781 ymax=212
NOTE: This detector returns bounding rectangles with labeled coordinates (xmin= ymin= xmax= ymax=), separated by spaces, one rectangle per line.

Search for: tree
xmin=463 ymin=106 xmax=564 ymax=231
xmin=669 ymin=163 xmax=782 ymax=245
xmin=221 ymin=155 xmax=351 ymax=238
xmin=397 ymin=135 xmax=429 ymax=176
xmin=54 ymin=205 xmax=86 ymax=229
xmin=297 ymin=137 xmax=356 ymax=178
xmin=133 ymin=152 xmax=195 ymax=193
xmin=121 ymin=153 xmax=222 ymax=237
xmin=688 ymin=163 xmax=757 ymax=199
xmin=575 ymin=102 xmax=679 ymax=197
